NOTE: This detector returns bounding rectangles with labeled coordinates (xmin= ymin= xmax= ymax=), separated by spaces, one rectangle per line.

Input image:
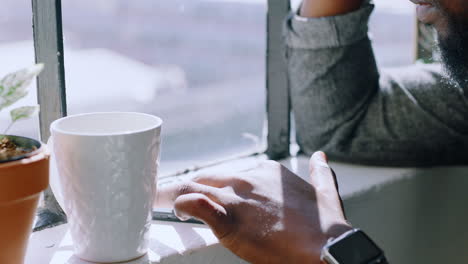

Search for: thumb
xmin=309 ymin=151 xmax=339 ymax=194
xmin=174 ymin=193 xmax=233 ymax=239
xmin=309 ymin=152 xmax=346 ymax=217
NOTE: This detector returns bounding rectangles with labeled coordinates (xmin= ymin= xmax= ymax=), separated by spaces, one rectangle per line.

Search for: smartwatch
xmin=321 ymin=229 xmax=388 ymax=264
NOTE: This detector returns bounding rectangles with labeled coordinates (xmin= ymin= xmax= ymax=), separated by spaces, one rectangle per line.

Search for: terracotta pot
xmin=0 ymin=136 xmax=49 ymax=264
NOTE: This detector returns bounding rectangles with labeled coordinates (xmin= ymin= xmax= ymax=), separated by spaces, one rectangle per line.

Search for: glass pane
xmin=371 ymin=0 xmax=415 ymax=66
xmin=61 ymin=0 xmax=266 ymax=176
xmin=0 ymin=0 xmax=39 ymax=139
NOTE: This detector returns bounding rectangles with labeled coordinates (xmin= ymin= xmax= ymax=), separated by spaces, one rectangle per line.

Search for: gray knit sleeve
xmin=284 ymin=3 xmax=468 ymax=165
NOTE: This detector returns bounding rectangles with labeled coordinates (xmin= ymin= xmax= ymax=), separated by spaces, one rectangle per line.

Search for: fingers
xmin=154 ymin=181 xmax=223 ymax=208
xmin=174 ymin=193 xmax=232 ymax=239
xmin=309 ymin=151 xmax=337 ymax=193
xmin=192 ymin=173 xmax=236 ymax=188
xmin=309 ymin=151 xmax=346 ymax=218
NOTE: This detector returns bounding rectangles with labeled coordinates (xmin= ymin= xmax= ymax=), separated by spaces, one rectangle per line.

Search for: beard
xmin=437 ymin=14 xmax=468 ymax=89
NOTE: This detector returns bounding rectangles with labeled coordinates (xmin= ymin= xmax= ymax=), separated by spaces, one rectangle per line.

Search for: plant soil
xmin=0 ymin=138 xmax=34 ymax=161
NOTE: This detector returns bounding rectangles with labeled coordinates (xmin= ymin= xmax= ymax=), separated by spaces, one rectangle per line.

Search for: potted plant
xmin=0 ymin=64 xmax=49 ymax=264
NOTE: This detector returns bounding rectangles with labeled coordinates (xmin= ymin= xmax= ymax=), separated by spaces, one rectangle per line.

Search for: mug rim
xmin=50 ymin=112 xmax=163 ymax=137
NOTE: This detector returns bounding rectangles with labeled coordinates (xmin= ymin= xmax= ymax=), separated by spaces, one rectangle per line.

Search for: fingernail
xmin=174 ymin=210 xmax=190 ymax=221
xmin=312 ymin=151 xmax=326 ymax=161
xmin=312 ymin=151 xmax=329 ymax=168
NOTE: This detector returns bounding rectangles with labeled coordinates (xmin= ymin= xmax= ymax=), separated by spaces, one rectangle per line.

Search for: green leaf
xmin=0 ymin=64 xmax=44 ymax=111
xmin=10 ymin=105 xmax=39 ymax=122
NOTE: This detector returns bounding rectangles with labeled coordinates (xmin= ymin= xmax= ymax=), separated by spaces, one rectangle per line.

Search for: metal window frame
xmin=266 ymin=0 xmax=291 ymax=160
xmin=32 ymin=0 xmax=68 ymax=231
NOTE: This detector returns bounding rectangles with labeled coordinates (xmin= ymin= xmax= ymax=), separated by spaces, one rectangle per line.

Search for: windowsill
xmin=26 ymin=221 xmax=244 ymax=264
xmin=26 ymin=155 xmax=459 ymax=263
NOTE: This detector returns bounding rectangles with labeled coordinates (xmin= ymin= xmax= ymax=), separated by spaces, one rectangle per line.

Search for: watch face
xmin=328 ymin=230 xmax=382 ymax=264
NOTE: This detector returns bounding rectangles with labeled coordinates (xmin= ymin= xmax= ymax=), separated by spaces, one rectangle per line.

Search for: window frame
xmin=32 ymin=0 xmax=292 ymax=230
xmin=266 ymin=0 xmax=291 ymax=160
xmin=32 ymin=0 xmax=68 ymax=231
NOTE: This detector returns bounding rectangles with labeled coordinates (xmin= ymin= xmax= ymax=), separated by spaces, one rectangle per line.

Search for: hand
xmin=155 ymin=152 xmax=352 ymax=264
xmin=300 ymin=0 xmax=365 ymax=18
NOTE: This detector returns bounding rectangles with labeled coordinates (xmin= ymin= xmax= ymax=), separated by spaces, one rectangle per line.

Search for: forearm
xmin=287 ymin=38 xmax=380 ymax=156
xmin=312 ymin=64 xmax=468 ymax=166
xmin=285 ymin=2 xmax=468 ymax=165
xmin=284 ymin=2 xmax=378 ymax=156
xmin=300 ymin=0 xmax=365 ymax=18
xmin=289 ymin=50 xmax=468 ymax=165
xmin=288 ymin=44 xmax=468 ymax=164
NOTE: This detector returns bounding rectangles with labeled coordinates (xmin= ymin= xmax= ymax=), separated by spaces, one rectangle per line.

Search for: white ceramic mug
xmin=49 ymin=112 xmax=162 ymax=263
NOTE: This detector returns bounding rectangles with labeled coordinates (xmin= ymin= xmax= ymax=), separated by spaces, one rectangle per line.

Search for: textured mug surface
xmin=50 ymin=112 xmax=162 ymax=262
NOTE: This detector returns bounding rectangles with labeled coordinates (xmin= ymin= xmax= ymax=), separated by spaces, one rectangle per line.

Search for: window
xmin=29 ymin=0 xmax=289 ymax=228
xmin=60 ymin=0 xmax=267 ymax=176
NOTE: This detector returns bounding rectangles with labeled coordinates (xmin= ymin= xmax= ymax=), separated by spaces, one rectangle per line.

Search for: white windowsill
xmin=26 ymin=221 xmax=246 ymax=264
xmin=26 ymin=155 xmax=420 ymax=264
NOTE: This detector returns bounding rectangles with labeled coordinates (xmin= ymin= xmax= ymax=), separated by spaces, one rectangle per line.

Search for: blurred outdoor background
xmin=0 ymin=0 xmax=415 ymax=176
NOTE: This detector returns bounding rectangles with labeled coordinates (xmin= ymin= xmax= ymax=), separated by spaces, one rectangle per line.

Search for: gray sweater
xmin=284 ymin=2 xmax=468 ymax=166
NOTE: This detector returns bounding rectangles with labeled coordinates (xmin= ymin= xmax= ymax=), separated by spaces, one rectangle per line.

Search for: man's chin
xmin=439 ymin=43 xmax=468 ymax=88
